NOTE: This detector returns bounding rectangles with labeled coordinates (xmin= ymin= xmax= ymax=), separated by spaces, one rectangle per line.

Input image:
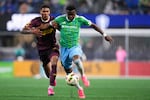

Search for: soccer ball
xmin=65 ymin=72 xmax=79 ymax=86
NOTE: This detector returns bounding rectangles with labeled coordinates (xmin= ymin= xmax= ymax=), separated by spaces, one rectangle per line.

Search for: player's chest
xmin=60 ymin=20 xmax=80 ymax=29
xmin=41 ymin=27 xmax=55 ymax=36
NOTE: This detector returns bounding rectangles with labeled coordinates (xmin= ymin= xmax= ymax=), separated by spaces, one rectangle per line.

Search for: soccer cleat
xmin=48 ymin=88 xmax=55 ymax=96
xmin=81 ymin=75 xmax=90 ymax=87
xmin=78 ymin=88 xmax=85 ymax=99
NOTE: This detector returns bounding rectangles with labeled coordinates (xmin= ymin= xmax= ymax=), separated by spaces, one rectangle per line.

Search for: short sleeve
xmin=54 ymin=15 xmax=63 ymax=23
xmin=79 ymin=16 xmax=92 ymax=26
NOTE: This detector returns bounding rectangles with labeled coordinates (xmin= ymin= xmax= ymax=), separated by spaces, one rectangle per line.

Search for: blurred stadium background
xmin=0 ymin=0 xmax=150 ymax=78
xmin=0 ymin=0 xmax=150 ymax=100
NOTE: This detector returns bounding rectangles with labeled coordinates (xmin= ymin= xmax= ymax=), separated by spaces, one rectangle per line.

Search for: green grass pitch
xmin=0 ymin=78 xmax=150 ymax=100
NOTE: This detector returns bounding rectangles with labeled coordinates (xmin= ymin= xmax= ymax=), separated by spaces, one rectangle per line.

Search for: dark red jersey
xmin=27 ymin=16 xmax=58 ymax=51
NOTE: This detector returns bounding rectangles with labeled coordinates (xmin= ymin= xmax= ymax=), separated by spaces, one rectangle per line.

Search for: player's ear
xmin=49 ymin=9 xmax=51 ymax=13
xmin=40 ymin=9 xmax=42 ymax=14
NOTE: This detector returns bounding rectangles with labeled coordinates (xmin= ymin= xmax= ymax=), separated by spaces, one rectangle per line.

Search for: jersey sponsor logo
xmin=61 ymin=21 xmax=66 ymax=24
xmin=62 ymin=25 xmax=77 ymax=29
xmin=42 ymin=28 xmax=54 ymax=35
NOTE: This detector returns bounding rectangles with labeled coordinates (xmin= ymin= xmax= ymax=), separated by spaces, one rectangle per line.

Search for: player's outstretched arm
xmin=38 ymin=21 xmax=59 ymax=30
xmin=21 ymin=25 xmax=42 ymax=37
xmin=90 ymin=23 xmax=113 ymax=43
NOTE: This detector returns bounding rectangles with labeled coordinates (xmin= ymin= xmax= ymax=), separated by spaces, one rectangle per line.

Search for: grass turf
xmin=0 ymin=78 xmax=150 ymax=100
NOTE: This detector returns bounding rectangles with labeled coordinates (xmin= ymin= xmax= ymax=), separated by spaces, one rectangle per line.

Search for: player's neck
xmin=41 ymin=16 xmax=50 ymax=23
xmin=66 ymin=15 xmax=76 ymax=22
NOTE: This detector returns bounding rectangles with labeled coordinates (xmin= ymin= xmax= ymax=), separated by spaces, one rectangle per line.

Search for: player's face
xmin=40 ymin=8 xmax=50 ymax=20
xmin=66 ymin=10 xmax=76 ymax=21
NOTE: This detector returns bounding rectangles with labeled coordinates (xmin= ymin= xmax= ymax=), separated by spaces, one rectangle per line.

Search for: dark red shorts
xmin=39 ymin=47 xmax=59 ymax=67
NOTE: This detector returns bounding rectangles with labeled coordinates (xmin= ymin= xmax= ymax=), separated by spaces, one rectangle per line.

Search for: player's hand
xmin=104 ymin=35 xmax=113 ymax=44
xmin=52 ymin=21 xmax=59 ymax=29
xmin=31 ymin=28 xmax=42 ymax=37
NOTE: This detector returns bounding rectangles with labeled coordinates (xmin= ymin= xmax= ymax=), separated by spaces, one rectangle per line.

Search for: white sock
xmin=48 ymin=85 xmax=54 ymax=89
xmin=73 ymin=59 xmax=85 ymax=76
xmin=75 ymin=81 xmax=82 ymax=90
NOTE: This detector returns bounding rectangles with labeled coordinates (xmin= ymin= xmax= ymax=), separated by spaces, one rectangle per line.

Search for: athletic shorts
xmin=60 ymin=45 xmax=83 ymax=69
xmin=39 ymin=47 xmax=59 ymax=67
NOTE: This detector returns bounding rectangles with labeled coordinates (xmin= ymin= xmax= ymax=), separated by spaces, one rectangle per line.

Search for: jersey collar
xmin=40 ymin=16 xmax=50 ymax=23
xmin=66 ymin=14 xmax=77 ymax=22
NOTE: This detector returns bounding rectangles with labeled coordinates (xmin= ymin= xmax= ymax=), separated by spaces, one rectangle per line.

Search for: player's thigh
xmin=39 ymin=54 xmax=49 ymax=67
xmin=69 ymin=45 xmax=83 ymax=59
xmin=50 ymin=50 xmax=59 ymax=65
xmin=63 ymin=57 xmax=72 ymax=69
xmin=60 ymin=47 xmax=69 ymax=64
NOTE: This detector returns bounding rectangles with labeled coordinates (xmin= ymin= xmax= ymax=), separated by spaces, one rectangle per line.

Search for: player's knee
xmin=64 ymin=68 xmax=72 ymax=74
xmin=73 ymin=58 xmax=81 ymax=64
xmin=61 ymin=62 xmax=72 ymax=74
xmin=51 ymin=56 xmax=58 ymax=65
xmin=73 ymin=55 xmax=80 ymax=61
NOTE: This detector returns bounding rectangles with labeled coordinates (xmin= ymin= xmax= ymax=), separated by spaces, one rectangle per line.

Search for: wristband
xmin=103 ymin=33 xmax=107 ymax=37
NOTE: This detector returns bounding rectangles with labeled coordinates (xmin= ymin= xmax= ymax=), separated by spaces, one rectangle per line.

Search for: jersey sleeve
xmin=79 ymin=16 xmax=92 ymax=26
xmin=25 ymin=18 xmax=37 ymax=28
xmin=54 ymin=15 xmax=63 ymax=24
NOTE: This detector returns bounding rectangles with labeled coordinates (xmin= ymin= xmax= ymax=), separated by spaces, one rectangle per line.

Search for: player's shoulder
xmin=31 ymin=17 xmax=41 ymax=22
xmin=56 ymin=14 xmax=66 ymax=19
xmin=76 ymin=15 xmax=87 ymax=20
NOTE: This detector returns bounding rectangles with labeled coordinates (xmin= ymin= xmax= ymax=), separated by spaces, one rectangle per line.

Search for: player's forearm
xmin=21 ymin=27 xmax=37 ymax=34
xmin=91 ymin=24 xmax=107 ymax=37
xmin=21 ymin=28 xmax=33 ymax=34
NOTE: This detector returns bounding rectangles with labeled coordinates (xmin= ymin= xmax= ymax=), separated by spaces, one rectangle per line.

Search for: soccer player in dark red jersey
xmin=22 ymin=5 xmax=59 ymax=96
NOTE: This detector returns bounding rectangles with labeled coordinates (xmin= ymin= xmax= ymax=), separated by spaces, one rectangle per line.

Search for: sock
xmin=48 ymin=85 xmax=54 ymax=89
xmin=73 ymin=59 xmax=85 ymax=76
xmin=75 ymin=81 xmax=82 ymax=90
xmin=49 ymin=65 xmax=57 ymax=86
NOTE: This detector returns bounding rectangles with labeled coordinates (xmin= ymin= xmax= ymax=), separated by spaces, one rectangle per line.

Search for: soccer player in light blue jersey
xmin=39 ymin=4 xmax=113 ymax=99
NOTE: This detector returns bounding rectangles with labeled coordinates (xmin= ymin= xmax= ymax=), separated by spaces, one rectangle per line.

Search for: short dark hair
xmin=40 ymin=4 xmax=50 ymax=10
xmin=66 ymin=4 xmax=76 ymax=11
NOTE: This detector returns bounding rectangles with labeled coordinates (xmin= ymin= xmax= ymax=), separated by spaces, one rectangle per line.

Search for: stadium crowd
xmin=0 ymin=0 xmax=150 ymax=15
